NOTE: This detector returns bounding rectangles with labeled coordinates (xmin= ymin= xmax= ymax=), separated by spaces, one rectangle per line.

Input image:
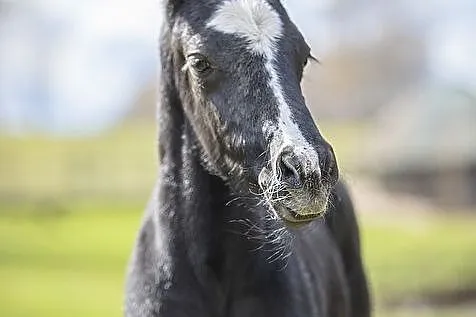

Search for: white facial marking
xmin=208 ymin=0 xmax=320 ymax=180
xmin=207 ymin=0 xmax=282 ymax=55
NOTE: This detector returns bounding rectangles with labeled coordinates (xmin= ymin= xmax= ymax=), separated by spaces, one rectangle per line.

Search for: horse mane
xmin=157 ymin=19 xmax=184 ymax=165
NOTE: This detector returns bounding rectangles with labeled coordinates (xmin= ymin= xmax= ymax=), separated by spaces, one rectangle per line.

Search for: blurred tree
xmin=368 ymin=87 xmax=476 ymax=207
xmin=303 ymin=29 xmax=426 ymax=119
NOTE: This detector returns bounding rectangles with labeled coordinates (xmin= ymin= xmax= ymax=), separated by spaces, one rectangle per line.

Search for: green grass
xmin=0 ymin=123 xmax=157 ymax=202
xmin=0 ymin=121 xmax=365 ymax=204
xmin=0 ymin=205 xmax=475 ymax=316
xmin=363 ymin=215 xmax=476 ymax=317
xmin=1 ymin=122 xmax=475 ymax=316
xmin=0 ymin=203 xmax=142 ymax=317
xmin=364 ymin=215 xmax=476 ymax=301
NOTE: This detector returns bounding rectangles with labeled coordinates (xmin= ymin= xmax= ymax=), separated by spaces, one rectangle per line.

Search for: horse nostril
xmin=277 ymin=150 xmax=303 ymax=189
xmin=322 ymin=146 xmax=339 ymax=186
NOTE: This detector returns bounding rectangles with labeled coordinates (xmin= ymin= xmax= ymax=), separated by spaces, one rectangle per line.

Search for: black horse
xmin=125 ymin=0 xmax=370 ymax=316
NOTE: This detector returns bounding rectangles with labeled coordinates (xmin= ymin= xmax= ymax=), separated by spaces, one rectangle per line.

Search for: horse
xmin=125 ymin=0 xmax=371 ymax=316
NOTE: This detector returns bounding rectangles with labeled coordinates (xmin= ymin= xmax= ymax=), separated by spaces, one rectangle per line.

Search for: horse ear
xmin=166 ymin=0 xmax=183 ymax=6
xmin=165 ymin=0 xmax=184 ymax=16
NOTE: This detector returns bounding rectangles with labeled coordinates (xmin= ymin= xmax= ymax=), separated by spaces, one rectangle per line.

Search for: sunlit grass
xmin=364 ymin=215 xmax=476 ymax=300
xmin=0 ymin=123 xmax=157 ymax=202
xmin=0 ymin=121 xmax=368 ymax=204
xmin=0 ymin=122 xmax=474 ymax=316
xmin=0 ymin=203 xmax=142 ymax=317
xmin=0 ymin=204 xmax=475 ymax=316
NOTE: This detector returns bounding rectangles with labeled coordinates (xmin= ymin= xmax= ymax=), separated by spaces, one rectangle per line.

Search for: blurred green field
xmin=1 ymin=123 xmax=475 ymax=316
xmin=1 ymin=204 xmax=475 ymax=317
xmin=0 ymin=204 xmax=140 ymax=317
xmin=0 ymin=122 xmax=366 ymax=204
xmin=0 ymin=124 xmax=157 ymax=203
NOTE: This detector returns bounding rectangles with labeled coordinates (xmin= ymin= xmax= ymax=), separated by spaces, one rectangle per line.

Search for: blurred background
xmin=0 ymin=0 xmax=475 ymax=316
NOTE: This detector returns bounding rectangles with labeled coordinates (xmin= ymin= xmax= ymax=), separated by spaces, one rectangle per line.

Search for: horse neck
xmin=156 ymin=76 xmax=282 ymax=286
xmin=156 ymin=92 xmax=227 ymax=261
xmin=154 ymin=36 xmax=283 ymax=289
xmin=157 ymin=110 xmax=284 ymax=296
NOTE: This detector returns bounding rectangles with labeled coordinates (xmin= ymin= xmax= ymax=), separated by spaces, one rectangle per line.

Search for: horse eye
xmin=188 ymin=54 xmax=212 ymax=74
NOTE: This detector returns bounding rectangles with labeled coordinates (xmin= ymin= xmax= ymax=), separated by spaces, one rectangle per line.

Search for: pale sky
xmin=0 ymin=0 xmax=474 ymax=135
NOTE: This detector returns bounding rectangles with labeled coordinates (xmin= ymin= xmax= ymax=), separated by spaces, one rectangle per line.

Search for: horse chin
xmin=260 ymin=190 xmax=329 ymax=229
xmin=274 ymin=200 xmax=328 ymax=228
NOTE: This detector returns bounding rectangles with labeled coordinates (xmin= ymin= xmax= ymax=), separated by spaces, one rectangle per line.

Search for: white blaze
xmin=207 ymin=0 xmax=319 ymax=177
xmin=207 ymin=0 xmax=281 ymax=55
